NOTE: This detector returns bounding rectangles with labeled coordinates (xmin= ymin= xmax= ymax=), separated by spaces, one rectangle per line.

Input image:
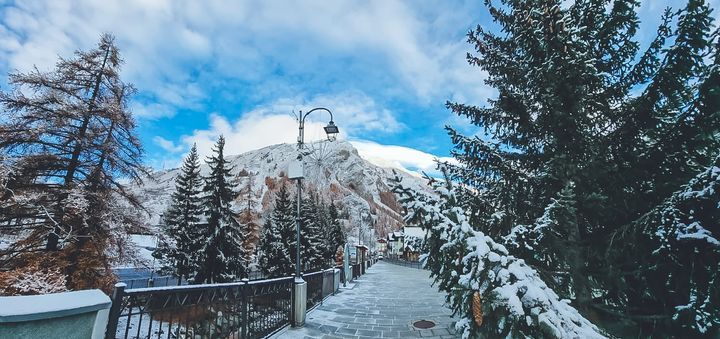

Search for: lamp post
xmin=289 ymin=107 xmax=338 ymax=327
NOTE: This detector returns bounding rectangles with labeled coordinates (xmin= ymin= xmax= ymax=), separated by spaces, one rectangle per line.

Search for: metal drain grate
xmin=413 ymin=320 xmax=436 ymax=329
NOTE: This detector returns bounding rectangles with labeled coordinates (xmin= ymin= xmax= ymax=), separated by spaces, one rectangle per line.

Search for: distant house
xmin=376 ymin=238 xmax=387 ymax=253
xmin=386 ymin=229 xmax=404 ymax=258
xmin=386 ymin=226 xmax=427 ymax=261
xmin=402 ymin=226 xmax=425 ymax=261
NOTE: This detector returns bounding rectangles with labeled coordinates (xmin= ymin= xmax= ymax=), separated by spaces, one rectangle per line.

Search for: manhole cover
xmin=413 ymin=320 xmax=436 ymax=329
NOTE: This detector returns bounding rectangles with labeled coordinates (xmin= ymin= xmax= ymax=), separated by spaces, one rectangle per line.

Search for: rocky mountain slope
xmin=132 ymin=140 xmax=433 ymax=246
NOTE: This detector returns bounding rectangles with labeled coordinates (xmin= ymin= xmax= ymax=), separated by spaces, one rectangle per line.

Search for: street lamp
xmin=289 ymin=107 xmax=338 ymax=327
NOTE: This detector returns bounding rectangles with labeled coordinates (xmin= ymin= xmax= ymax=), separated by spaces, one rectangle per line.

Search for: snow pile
xmin=393 ymin=175 xmax=605 ymax=338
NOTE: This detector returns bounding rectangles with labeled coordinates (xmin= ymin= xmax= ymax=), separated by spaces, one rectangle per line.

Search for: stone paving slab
xmin=272 ymin=261 xmax=459 ymax=339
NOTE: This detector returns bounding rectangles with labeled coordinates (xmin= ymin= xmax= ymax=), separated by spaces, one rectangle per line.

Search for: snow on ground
xmin=129 ymin=234 xmax=159 ymax=264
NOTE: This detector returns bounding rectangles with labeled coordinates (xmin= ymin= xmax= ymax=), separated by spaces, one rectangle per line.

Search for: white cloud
xmin=0 ymin=0 xmax=491 ymax=117
xmin=246 ymin=92 xmax=404 ymax=134
xmin=181 ymin=112 xmax=315 ymax=159
xmin=172 ymin=109 xmax=455 ymax=178
xmin=350 ymin=139 xmax=457 ymax=177
xmin=131 ymin=101 xmax=176 ymax=119
xmin=152 ymin=136 xmax=184 ymax=153
xmin=178 ymin=91 xmax=402 ymax=158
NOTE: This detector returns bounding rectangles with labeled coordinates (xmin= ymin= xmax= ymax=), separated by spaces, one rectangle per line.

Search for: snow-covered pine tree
xmin=258 ymin=220 xmax=280 ymax=277
xmin=325 ymin=202 xmax=345 ymax=262
xmin=236 ymin=212 xmax=258 ymax=278
xmin=276 ymin=186 xmax=297 ymax=273
xmin=627 ymin=156 xmax=720 ymax=336
xmin=154 ymin=144 xmax=203 ymax=282
xmin=195 ymin=136 xmax=244 ymax=283
xmin=443 ymin=0 xmax=719 ymax=334
xmin=258 ymin=185 xmax=295 ymax=277
xmin=236 ymin=169 xmax=262 ymax=276
xmin=403 ymin=236 xmax=423 ymax=256
xmin=298 ymin=191 xmax=326 ymax=271
xmin=0 ymin=33 xmax=146 ymax=291
xmin=315 ymin=201 xmax=331 ymax=263
xmin=391 ymin=171 xmax=606 ymax=339
xmin=505 ymin=182 xmax=586 ymax=303
xmin=258 ymin=185 xmax=295 ymax=278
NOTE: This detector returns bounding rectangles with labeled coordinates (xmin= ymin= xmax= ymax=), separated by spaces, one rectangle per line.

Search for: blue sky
xmin=0 ymin=0 xmax=716 ymax=173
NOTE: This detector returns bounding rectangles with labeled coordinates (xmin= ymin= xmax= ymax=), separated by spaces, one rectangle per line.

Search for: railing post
xmin=321 ymin=269 xmax=326 ymax=305
xmin=241 ymin=278 xmax=249 ymax=338
xmin=292 ymin=275 xmax=307 ymax=327
xmin=104 ymin=282 xmax=126 ymax=339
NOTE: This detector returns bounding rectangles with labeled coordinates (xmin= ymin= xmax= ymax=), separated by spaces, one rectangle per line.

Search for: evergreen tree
xmin=316 ymin=202 xmax=332 ymax=263
xmin=258 ymin=220 xmax=280 ymax=277
xmin=442 ymin=0 xmax=718 ymax=335
xmin=297 ymin=191 xmax=326 ymax=271
xmin=259 ymin=185 xmax=295 ymax=277
xmin=630 ymin=156 xmax=720 ymax=336
xmin=391 ymin=172 xmax=605 ymax=338
xmin=0 ymin=33 xmax=146 ymax=291
xmin=236 ymin=169 xmax=262 ymax=274
xmin=276 ymin=188 xmax=297 ymax=270
xmin=323 ymin=202 xmax=345 ymax=262
xmin=258 ymin=185 xmax=295 ymax=277
xmin=506 ymin=182 xmax=585 ymax=302
xmin=195 ymin=136 xmax=244 ymax=283
xmin=154 ymin=144 xmax=203 ymax=282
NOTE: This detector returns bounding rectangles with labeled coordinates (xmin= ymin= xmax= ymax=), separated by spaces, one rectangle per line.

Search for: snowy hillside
xmin=131 ymin=140 xmax=433 ymax=243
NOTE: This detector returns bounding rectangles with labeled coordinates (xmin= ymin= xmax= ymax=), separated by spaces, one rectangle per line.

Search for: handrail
xmin=106 ymin=265 xmax=363 ymax=339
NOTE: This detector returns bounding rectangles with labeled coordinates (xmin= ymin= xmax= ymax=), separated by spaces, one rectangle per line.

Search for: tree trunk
xmin=568 ymin=221 xmax=591 ymax=311
xmin=47 ymin=43 xmax=111 ymax=251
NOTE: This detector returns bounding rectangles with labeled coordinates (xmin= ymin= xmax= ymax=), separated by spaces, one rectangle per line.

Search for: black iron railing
xmin=303 ymin=270 xmax=323 ymax=310
xmin=105 ymin=276 xmax=293 ymax=339
xmin=119 ymin=271 xmax=268 ymax=290
xmin=384 ymin=257 xmax=424 ymax=269
xmin=336 ymin=265 xmax=345 ymax=285
xmin=300 ymin=268 xmax=337 ymax=310
xmin=120 ymin=275 xmax=185 ymax=289
xmin=321 ymin=269 xmax=335 ymax=298
xmin=105 ymin=267 xmax=349 ymax=339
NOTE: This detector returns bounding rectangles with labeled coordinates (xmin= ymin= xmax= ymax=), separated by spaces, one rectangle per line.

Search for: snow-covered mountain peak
xmin=133 ymin=140 xmax=432 ymax=240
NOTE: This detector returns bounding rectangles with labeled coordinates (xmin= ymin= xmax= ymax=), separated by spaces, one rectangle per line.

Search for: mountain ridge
xmin=132 ymin=140 xmax=432 ymax=245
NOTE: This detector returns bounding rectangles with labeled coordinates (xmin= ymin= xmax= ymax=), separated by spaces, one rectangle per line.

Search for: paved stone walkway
xmin=273 ymin=261 xmax=459 ymax=339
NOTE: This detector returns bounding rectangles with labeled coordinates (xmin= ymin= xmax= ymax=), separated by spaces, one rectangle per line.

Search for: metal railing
xmin=105 ymin=266 xmax=350 ymax=339
xmin=105 ymin=276 xmax=293 ymax=339
xmin=384 ymin=257 xmax=424 ymax=269
xmin=303 ymin=271 xmax=323 ymax=310
xmin=120 ymin=276 xmax=185 ymax=289
xmin=336 ymin=265 xmax=345 ymax=285
xmin=321 ymin=269 xmax=335 ymax=300
xmin=119 ymin=271 xmax=268 ymax=289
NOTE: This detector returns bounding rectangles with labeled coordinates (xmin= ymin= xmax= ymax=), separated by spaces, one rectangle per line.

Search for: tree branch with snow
xmin=391 ymin=170 xmax=606 ymax=338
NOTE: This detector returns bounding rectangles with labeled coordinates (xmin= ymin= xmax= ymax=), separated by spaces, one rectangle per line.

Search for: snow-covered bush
xmin=392 ymin=173 xmax=606 ymax=338
xmin=0 ymin=263 xmax=67 ymax=295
